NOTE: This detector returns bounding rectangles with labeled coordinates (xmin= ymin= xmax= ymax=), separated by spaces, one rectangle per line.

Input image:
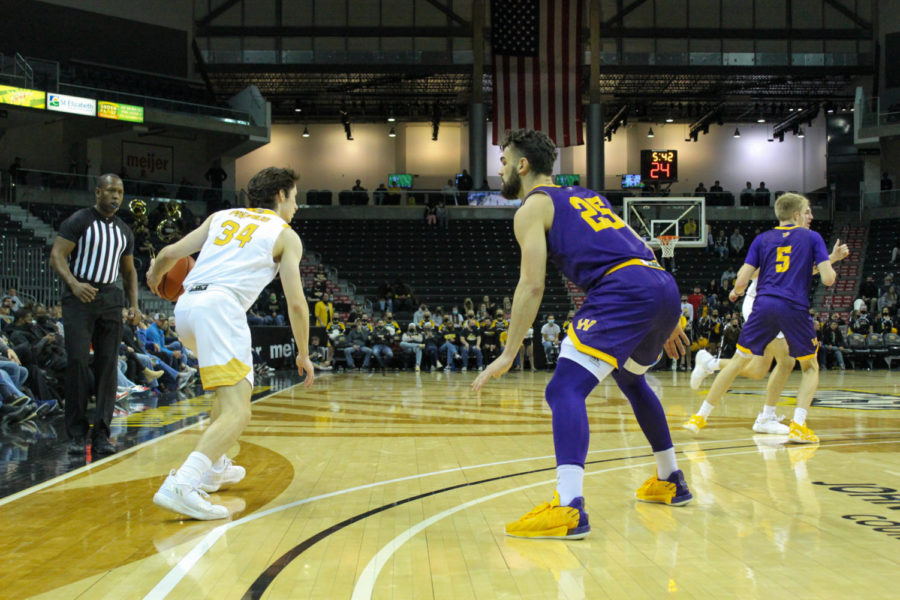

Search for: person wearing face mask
xmin=450 ymin=306 xmax=464 ymax=326
xmin=460 ymin=317 xmax=484 ymax=372
xmin=440 ymin=321 xmax=462 ymax=371
xmin=345 ymin=321 xmax=373 ymax=370
xmin=418 ymin=311 xmax=435 ymax=330
xmin=541 ymin=315 xmax=561 ymax=364
xmin=400 ymin=323 xmax=425 ymax=371
xmin=874 ymin=309 xmax=894 ymax=335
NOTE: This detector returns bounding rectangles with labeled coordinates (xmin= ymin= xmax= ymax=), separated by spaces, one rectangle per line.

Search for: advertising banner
xmin=47 ymin=93 xmax=96 ymax=116
xmin=98 ymin=100 xmax=144 ymax=122
xmin=0 ymin=85 xmax=45 ymax=109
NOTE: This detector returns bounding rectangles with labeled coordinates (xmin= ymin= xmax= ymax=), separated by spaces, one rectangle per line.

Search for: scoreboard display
xmin=640 ymin=150 xmax=678 ymax=183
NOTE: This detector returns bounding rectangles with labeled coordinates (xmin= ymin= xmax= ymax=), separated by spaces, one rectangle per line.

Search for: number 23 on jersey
xmin=214 ymin=220 xmax=258 ymax=248
xmin=569 ymin=196 xmax=626 ymax=232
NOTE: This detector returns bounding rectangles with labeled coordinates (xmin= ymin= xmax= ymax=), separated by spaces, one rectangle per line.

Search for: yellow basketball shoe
xmin=682 ymin=414 xmax=707 ymax=434
xmin=635 ymin=470 xmax=693 ymax=506
xmin=505 ymin=491 xmax=590 ymax=540
xmin=788 ymin=421 xmax=819 ymax=444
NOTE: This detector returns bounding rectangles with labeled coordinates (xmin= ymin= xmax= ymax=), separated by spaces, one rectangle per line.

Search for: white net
xmin=658 ymin=237 xmax=678 ymax=258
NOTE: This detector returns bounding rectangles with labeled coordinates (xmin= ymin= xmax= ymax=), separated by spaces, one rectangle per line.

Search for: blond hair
xmin=774 ymin=193 xmax=808 ymax=222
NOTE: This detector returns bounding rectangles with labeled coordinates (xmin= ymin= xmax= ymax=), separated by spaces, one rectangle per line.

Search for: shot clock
xmin=640 ymin=150 xmax=678 ymax=183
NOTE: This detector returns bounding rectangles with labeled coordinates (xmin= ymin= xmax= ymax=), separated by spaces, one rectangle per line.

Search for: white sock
xmin=762 ymin=404 xmax=776 ymax=419
xmin=212 ymin=454 xmax=227 ymax=471
xmin=175 ymin=451 xmax=212 ymax=488
xmin=556 ymin=464 xmax=584 ymax=506
xmin=698 ymin=401 xmax=715 ymax=418
xmin=654 ymin=448 xmax=678 ymax=480
xmin=710 ymin=358 xmax=721 ymax=371
xmin=793 ymin=407 xmax=807 ymax=426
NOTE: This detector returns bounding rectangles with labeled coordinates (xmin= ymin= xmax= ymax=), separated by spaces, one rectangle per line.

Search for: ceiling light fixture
xmin=733 ymin=128 xmax=741 ymax=138
xmin=301 ymin=126 xmax=310 ymax=138
xmin=388 ymin=126 xmax=396 ymax=137
xmin=647 ymin=127 xmax=654 ymax=138
xmin=797 ymin=127 xmax=805 ymax=138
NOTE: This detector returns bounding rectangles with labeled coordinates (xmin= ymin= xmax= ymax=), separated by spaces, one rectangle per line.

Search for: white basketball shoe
xmin=199 ymin=458 xmax=246 ymax=493
xmin=153 ymin=470 xmax=229 ymax=520
xmin=690 ymin=349 xmax=717 ymax=390
xmin=752 ymin=412 xmax=790 ymax=435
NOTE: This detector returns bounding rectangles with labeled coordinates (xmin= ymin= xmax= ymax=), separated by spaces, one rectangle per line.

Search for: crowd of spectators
xmin=0 ymin=286 xmax=207 ymax=426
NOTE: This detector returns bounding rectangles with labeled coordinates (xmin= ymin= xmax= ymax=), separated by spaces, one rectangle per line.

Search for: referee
xmin=49 ymin=173 xmax=140 ymax=457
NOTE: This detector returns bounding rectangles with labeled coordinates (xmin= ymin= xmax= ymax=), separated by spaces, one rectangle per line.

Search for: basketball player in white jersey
xmin=147 ymin=167 xmax=315 ymax=520
xmin=685 ymin=210 xmax=847 ymax=435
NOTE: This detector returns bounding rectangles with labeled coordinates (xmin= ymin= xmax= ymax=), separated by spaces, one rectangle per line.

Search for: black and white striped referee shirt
xmin=58 ymin=207 xmax=134 ymax=285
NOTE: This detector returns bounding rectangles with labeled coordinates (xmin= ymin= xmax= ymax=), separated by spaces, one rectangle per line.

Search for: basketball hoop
xmin=658 ymin=235 xmax=679 ymax=258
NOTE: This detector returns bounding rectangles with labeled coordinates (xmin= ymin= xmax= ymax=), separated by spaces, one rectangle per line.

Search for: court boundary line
xmin=0 ymin=384 xmax=285 ymax=508
xmin=351 ymin=437 xmax=900 ymax=600
xmin=141 ymin=431 xmax=900 ymax=599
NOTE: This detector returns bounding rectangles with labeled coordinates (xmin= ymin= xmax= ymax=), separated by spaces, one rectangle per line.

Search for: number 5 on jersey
xmin=776 ymin=246 xmax=791 ymax=272
xmin=214 ymin=220 xmax=258 ymax=248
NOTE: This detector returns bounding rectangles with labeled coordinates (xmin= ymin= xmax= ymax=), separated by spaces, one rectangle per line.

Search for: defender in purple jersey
xmin=695 ymin=193 xmax=837 ymax=444
xmin=472 ymin=129 xmax=692 ymax=540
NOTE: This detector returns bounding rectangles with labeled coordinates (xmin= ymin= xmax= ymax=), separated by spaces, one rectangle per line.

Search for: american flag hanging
xmin=491 ymin=0 xmax=584 ymax=147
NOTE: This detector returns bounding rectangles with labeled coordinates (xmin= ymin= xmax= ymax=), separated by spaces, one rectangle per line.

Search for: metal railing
xmin=0 ymin=236 xmax=61 ymax=306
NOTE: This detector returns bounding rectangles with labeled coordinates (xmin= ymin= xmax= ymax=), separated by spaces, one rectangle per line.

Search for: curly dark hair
xmin=246 ymin=167 xmax=299 ymax=209
xmin=500 ymin=129 xmax=558 ymax=176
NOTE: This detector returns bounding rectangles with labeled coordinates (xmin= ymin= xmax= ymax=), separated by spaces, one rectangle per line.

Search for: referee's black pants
xmin=62 ymin=284 xmax=123 ymax=442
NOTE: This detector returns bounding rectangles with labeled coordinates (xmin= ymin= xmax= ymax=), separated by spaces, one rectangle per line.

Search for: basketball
xmin=157 ymin=256 xmax=195 ymax=302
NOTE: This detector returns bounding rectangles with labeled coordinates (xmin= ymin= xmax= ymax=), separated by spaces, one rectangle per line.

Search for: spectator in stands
xmin=709 ymin=180 xmax=723 ymax=193
xmin=820 ymin=321 xmax=847 ymax=370
xmin=418 ymin=310 xmax=436 ymax=330
xmin=693 ymin=182 xmax=707 ymax=196
xmin=393 ymin=279 xmax=415 ymax=311
xmin=714 ymin=229 xmax=729 ymax=258
xmin=879 ymin=285 xmax=897 ymax=315
xmin=697 ymin=309 xmax=722 ymax=355
xmin=739 ymin=181 xmax=754 ymax=206
xmin=705 ymin=225 xmax=715 ymax=254
xmin=502 ymin=296 xmax=512 ymax=314
xmin=435 ymin=199 xmax=448 ymax=229
xmin=851 ymin=306 xmax=872 ymax=335
xmin=540 ymin=315 xmax=561 ymax=363
xmin=756 ymin=181 xmax=771 ymax=205
xmin=706 ymin=279 xmax=723 ymax=308
xmin=874 ymin=309 xmax=894 ymax=335
xmin=677 ymin=306 xmax=694 ymax=372
xmin=375 ymin=282 xmax=393 ymax=313
xmin=457 ymin=169 xmax=473 ymax=191
xmin=439 ymin=321 xmax=462 ymax=371
xmin=720 ymin=266 xmax=736 ymax=290
xmin=383 ymin=312 xmax=400 ymax=336
xmin=413 ymin=303 xmax=428 ymax=325
xmin=860 ymin=275 xmax=879 ymax=313
xmin=460 ymin=317 xmax=484 ymax=372
xmin=687 ymin=287 xmax=704 ymax=323
xmin=314 ymin=292 xmax=334 ymax=328
xmin=2 ymin=288 xmax=24 ymax=312
xmin=449 ymin=306 xmax=464 ymax=326
xmin=882 ymin=172 xmax=893 ymax=191
xmin=262 ymin=292 xmax=286 ymax=326
xmin=463 ymin=297 xmax=475 ymax=316
xmin=308 ymin=335 xmax=332 ymax=371
xmin=729 ymin=227 xmax=745 ymax=256
xmin=374 ymin=183 xmax=387 ymax=205
xmin=344 ymin=321 xmax=373 ymax=370
xmin=424 ymin=202 xmax=438 ymax=227
xmin=347 ymin=302 xmax=363 ymax=324
xmin=0 ymin=300 xmax=13 ymax=330
xmin=370 ymin=319 xmax=393 ymax=373
xmin=480 ymin=317 xmax=500 ymax=362
xmin=442 ymin=179 xmax=458 ymax=205
xmin=352 ymin=179 xmax=366 ymax=191
xmin=400 ymin=323 xmax=425 ymax=371
xmin=482 ymin=295 xmax=497 ymax=314
xmin=311 ymin=271 xmax=328 ymax=303
xmin=721 ymin=317 xmax=741 ymax=357
xmin=421 ymin=323 xmax=441 ymax=371
xmin=880 ymin=273 xmax=895 ymax=297
xmin=890 ymin=239 xmax=899 ymax=265
xmin=680 ymin=294 xmax=694 ymax=324
xmin=8 ymin=308 xmax=67 ymax=377
xmin=561 ymin=310 xmax=575 ymax=336
xmin=123 ymin=308 xmax=178 ymax=389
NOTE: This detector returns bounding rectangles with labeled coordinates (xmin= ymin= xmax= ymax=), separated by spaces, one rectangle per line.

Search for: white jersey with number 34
xmin=182 ymin=208 xmax=292 ymax=311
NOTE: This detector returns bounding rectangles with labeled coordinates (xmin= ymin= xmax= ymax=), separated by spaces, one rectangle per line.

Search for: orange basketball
xmin=157 ymin=256 xmax=195 ymax=302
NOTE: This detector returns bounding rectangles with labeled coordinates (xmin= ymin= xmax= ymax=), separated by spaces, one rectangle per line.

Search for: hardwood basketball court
xmin=2 ymin=369 xmax=899 ymax=599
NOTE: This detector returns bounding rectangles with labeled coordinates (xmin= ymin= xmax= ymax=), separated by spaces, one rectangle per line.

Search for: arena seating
xmin=291 ymin=218 xmax=572 ymax=317
xmin=862 ymin=217 xmax=898 ymax=280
